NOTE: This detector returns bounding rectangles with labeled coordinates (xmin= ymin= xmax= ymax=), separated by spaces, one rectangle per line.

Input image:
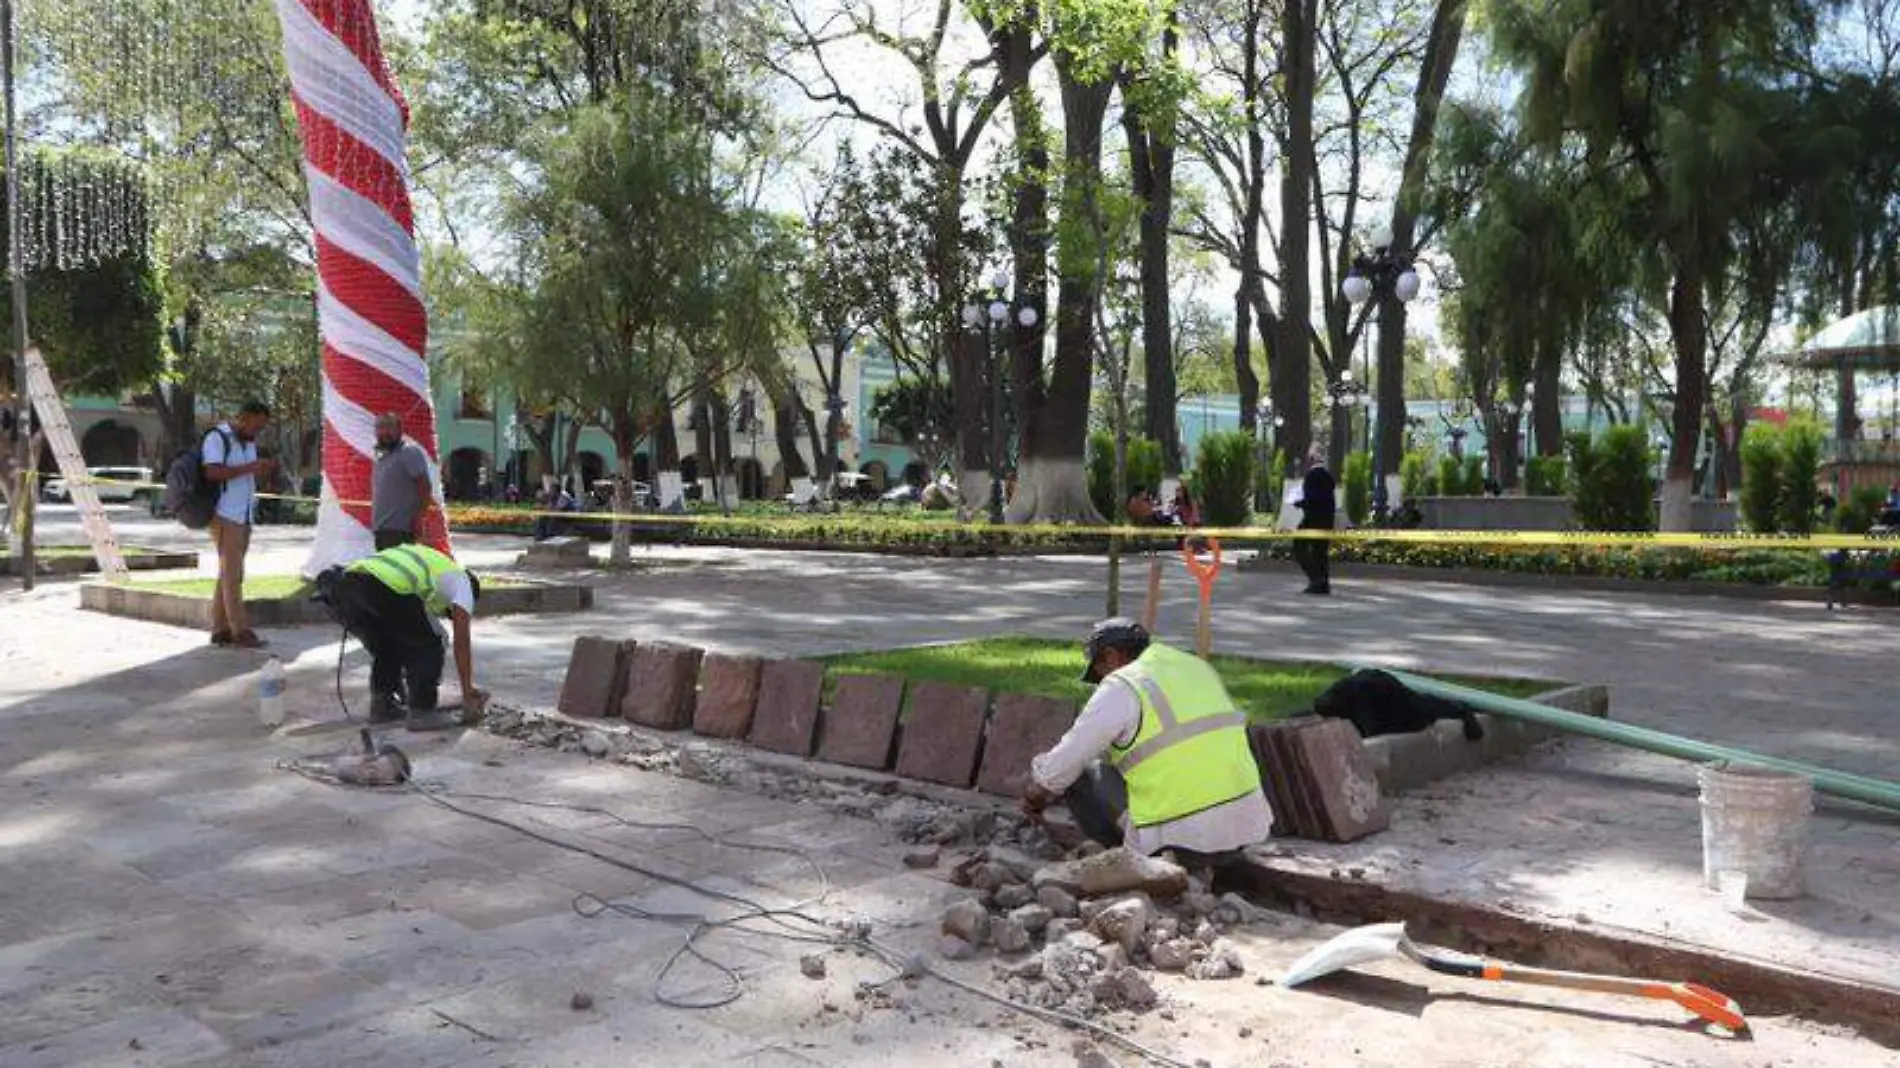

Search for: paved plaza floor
xmin=2 ymin=507 xmax=1895 ymax=1064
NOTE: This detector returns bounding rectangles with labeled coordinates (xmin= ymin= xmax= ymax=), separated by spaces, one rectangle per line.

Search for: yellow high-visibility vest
xmin=1106 ymin=643 xmax=1259 ymax=828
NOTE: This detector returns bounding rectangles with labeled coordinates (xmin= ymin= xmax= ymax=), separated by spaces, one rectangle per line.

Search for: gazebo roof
xmin=1792 ymin=306 xmax=1900 ymax=370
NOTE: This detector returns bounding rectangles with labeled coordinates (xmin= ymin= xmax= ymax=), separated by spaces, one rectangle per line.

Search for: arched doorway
xmin=679 ymin=455 xmax=703 ymax=501
xmin=902 ymin=461 xmax=927 ymax=488
xmin=632 ymin=453 xmax=652 ymax=484
xmin=81 ymin=419 xmax=142 ymax=466
xmin=860 ymin=460 xmax=890 ymax=491
xmin=737 ymin=458 xmax=765 ymax=500
xmin=578 ymin=451 xmax=606 ymax=491
xmin=445 ymin=448 xmax=486 ymax=501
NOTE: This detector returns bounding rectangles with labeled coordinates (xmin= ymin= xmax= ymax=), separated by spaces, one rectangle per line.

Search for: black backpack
xmin=163 ymin=427 xmax=231 ymax=530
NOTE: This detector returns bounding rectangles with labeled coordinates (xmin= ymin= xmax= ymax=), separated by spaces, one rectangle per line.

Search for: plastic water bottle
xmin=259 ymin=656 xmax=286 ymax=728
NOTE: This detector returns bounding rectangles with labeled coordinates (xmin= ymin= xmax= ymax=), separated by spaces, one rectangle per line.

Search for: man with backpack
xmin=196 ymin=401 xmax=274 ymax=648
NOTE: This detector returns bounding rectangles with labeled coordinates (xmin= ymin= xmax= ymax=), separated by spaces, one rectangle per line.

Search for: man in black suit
xmin=1294 ymin=448 xmax=1336 ymax=595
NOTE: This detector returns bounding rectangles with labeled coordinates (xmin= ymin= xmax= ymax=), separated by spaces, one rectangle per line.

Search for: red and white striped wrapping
xmin=274 ymin=0 xmax=450 ymax=574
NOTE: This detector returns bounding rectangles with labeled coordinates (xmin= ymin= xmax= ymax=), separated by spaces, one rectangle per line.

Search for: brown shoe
xmin=210 ymin=630 xmax=235 ymax=646
xmin=231 ymin=630 xmax=269 ymax=649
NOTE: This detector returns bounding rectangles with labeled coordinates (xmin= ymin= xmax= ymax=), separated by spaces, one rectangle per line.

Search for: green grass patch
xmin=3 ymin=543 xmax=169 ymax=559
xmin=131 ymin=572 xmax=528 ymax=600
xmin=133 ymin=575 xmax=316 ymax=600
xmin=819 ymin=637 xmax=1558 ymax=722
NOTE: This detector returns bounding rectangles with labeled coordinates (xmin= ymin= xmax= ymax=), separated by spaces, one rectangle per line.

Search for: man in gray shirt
xmin=372 ymin=413 xmax=435 ymax=550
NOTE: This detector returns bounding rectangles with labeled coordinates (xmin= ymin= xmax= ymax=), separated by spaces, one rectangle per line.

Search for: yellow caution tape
xmin=50 ymin=474 xmax=1900 ymax=552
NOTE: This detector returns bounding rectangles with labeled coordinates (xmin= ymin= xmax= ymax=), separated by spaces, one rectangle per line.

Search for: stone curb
xmin=0 ymin=550 xmax=197 ymax=577
xmin=1361 ymin=684 xmax=1610 ymax=796
xmin=78 ymin=578 xmax=594 ymax=629
xmin=1237 ymin=556 xmax=1896 ymax=607
xmin=1234 ymin=856 xmax=1900 ymax=1047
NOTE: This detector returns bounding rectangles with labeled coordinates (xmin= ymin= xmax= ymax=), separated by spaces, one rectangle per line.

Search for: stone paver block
xmin=748 ymin=659 xmax=825 ymax=756
xmin=894 ymin=683 xmax=990 ymax=788
xmin=816 ymin=674 xmax=904 ymax=769
xmin=693 ymin=654 xmax=764 ymax=739
xmin=619 ymin=642 xmax=704 ymax=729
xmin=1249 ymin=723 xmax=1306 ymax=838
xmin=975 ymin=694 xmax=1077 ymax=796
xmin=557 ymin=636 xmax=635 ymax=718
xmin=1290 ymin=717 xmax=1390 ymax=842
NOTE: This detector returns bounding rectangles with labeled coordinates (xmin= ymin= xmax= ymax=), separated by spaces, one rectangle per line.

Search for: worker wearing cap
xmin=330 ymin=542 xmax=488 ymax=728
xmin=1022 ymin=619 xmax=1272 ymax=859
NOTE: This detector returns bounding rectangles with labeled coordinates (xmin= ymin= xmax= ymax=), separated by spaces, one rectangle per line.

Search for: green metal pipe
xmin=1376 ymin=668 xmax=1900 ymax=814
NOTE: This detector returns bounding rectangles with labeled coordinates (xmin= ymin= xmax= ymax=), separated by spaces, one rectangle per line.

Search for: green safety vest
xmin=1105 ymin=643 xmax=1259 ymax=829
xmin=348 ymin=543 xmax=462 ymax=616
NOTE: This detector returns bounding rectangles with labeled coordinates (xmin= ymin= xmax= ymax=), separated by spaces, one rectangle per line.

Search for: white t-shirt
xmin=200 ymin=424 xmax=257 ymax=525
xmin=436 ymin=569 xmax=476 ymax=617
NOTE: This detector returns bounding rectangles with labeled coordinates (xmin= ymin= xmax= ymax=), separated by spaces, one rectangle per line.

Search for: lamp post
xmin=962 ymin=267 xmax=1038 ymax=525
xmin=1342 ymin=221 xmax=1421 ymax=522
xmin=1253 ymin=400 xmax=1285 ymax=512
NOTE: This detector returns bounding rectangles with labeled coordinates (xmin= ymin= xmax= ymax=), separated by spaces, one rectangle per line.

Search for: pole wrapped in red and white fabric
xmin=274 ymin=0 xmax=449 ymax=574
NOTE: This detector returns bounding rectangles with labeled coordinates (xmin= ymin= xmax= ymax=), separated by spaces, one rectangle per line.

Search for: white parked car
xmin=42 ymin=466 xmax=154 ymax=504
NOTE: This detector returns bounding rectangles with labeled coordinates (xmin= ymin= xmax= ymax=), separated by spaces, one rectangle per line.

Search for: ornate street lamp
xmin=962 ymin=267 xmax=1037 ymax=524
xmin=1342 ymin=221 xmax=1421 ymax=519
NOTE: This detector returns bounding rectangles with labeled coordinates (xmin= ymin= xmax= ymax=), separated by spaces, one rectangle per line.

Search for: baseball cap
xmin=1081 ymin=617 xmax=1150 ymax=683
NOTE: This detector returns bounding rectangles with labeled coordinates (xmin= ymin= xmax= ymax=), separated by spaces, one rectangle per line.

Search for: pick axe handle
xmin=1141 ymin=555 xmax=1162 ymax=631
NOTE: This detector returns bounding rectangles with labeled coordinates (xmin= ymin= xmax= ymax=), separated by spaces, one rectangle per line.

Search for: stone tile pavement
xmin=3 ymin=513 xmax=1897 ymax=1063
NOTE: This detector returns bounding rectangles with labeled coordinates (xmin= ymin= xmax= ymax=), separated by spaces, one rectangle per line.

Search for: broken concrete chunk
xmin=1033 ymin=847 xmax=1189 ymax=901
xmin=1088 ymin=895 xmax=1152 ymax=955
xmin=579 ymin=730 xmax=611 ymax=758
xmin=941 ymin=898 xmax=991 ymax=946
xmin=993 ymin=883 xmax=1035 ymax=910
xmin=993 ymin=917 xmax=1033 ymax=955
xmin=1010 ymin=904 xmax=1054 ymax=935
xmin=1037 ymin=885 xmax=1081 ymax=918
xmin=800 ymin=953 xmax=828 ymax=979
xmin=1091 ymin=967 xmax=1157 ymax=1011
xmin=1149 ymin=937 xmax=1199 ymax=972
xmin=902 ymin=846 xmax=942 ymax=870
xmin=1186 ymin=940 xmax=1244 ymax=981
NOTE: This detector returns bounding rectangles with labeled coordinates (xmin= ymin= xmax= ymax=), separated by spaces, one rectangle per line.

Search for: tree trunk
xmin=562 ymin=418 xmax=585 ymax=493
xmin=1125 ymin=20 xmax=1182 ymax=475
xmin=653 ymin=410 xmax=682 ymax=509
xmin=1533 ymin=338 xmax=1563 ymax=457
xmin=711 ymin=391 xmax=734 ymax=511
xmin=1010 ymin=64 xmax=1112 ymax=525
xmin=771 ymin=388 xmax=810 ymax=481
xmin=1006 ymin=24 xmax=1050 ymax=478
xmin=1273 ymin=0 xmax=1318 ymax=466
xmin=953 ymin=328 xmax=992 ymax=509
xmin=611 ymin=427 xmax=636 ymax=566
xmin=1233 ymin=0 xmax=1268 ymax=448
xmin=1661 ymin=265 xmax=1707 ymax=532
xmin=1377 ymin=0 xmax=1467 ymax=484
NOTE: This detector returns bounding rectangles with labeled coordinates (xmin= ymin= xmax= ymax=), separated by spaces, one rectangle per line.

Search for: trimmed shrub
xmin=1569 ymin=425 xmax=1654 ymax=532
xmin=1837 ymin=485 xmax=1886 ymax=534
xmin=1779 ymin=418 xmax=1823 ymax=535
xmin=1525 ymin=455 xmax=1569 ymax=497
xmin=1192 ymin=430 xmax=1257 ymax=527
xmin=1461 ymin=456 xmax=1485 ymax=496
xmin=1400 ymin=449 xmax=1434 ymax=501
xmin=1738 ymin=422 xmax=1784 ymax=533
xmin=1342 ymin=451 xmax=1372 ymax=526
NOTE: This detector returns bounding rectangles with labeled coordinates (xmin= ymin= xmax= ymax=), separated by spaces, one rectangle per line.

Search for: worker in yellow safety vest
xmin=1022 ymin=619 xmax=1272 ymax=860
xmin=328 ymin=542 xmax=488 ymax=729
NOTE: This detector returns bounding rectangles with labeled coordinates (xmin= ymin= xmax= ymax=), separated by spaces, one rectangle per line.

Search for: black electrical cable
xmin=333 ymin=623 xmax=355 ymax=721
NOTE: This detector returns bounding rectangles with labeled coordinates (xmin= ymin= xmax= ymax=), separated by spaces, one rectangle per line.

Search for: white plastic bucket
xmin=1698 ymin=762 xmax=1812 ymax=900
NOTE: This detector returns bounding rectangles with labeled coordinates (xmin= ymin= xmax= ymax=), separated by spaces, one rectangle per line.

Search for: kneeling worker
xmin=331 ymin=542 xmax=489 ymax=728
xmin=1022 ymin=619 xmax=1271 ymax=863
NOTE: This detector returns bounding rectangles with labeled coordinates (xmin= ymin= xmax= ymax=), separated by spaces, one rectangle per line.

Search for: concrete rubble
xmin=924 ymin=845 xmax=1268 ymax=1018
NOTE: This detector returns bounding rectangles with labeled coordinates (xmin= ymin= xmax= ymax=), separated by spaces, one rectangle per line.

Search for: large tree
xmin=1490 ymin=0 xmax=1832 ymax=529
